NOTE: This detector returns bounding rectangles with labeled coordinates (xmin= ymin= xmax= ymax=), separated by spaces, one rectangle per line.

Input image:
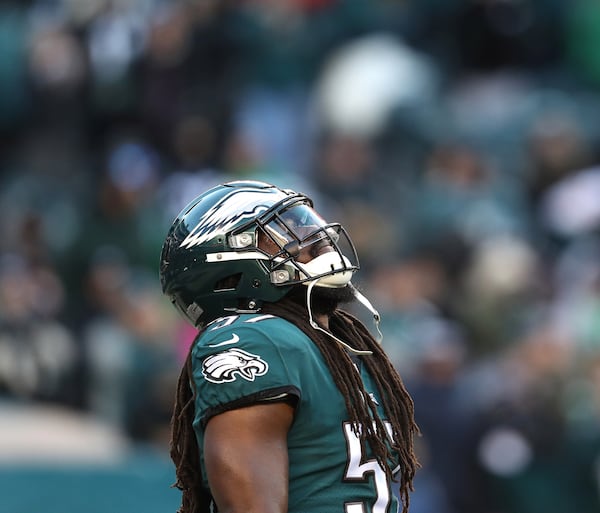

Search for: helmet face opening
xmin=250 ymin=201 xmax=359 ymax=287
xmin=159 ymin=180 xmax=360 ymax=327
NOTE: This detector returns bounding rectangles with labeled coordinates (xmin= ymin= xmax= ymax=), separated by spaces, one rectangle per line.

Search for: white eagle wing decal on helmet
xmin=201 ymin=348 xmax=269 ymax=383
xmin=180 ymin=189 xmax=288 ymax=248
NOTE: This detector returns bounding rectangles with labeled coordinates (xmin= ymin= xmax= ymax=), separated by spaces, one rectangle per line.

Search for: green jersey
xmin=191 ymin=313 xmax=400 ymax=513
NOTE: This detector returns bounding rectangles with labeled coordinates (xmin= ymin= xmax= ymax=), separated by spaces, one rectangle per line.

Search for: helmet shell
xmin=160 ymin=181 xmax=300 ymax=326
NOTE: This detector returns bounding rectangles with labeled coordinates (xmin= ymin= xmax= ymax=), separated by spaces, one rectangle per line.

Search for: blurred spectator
xmin=405 ymin=318 xmax=489 ymax=513
xmin=60 ymin=137 xmax=166 ymax=318
xmin=404 ymin=142 xmax=530 ymax=252
xmin=82 ymin=246 xmax=179 ymax=446
xmin=474 ymin=322 xmax=600 ymax=513
xmin=311 ymin=132 xmax=406 ymax=263
xmin=524 ymin=105 xmax=595 ymax=206
xmin=459 ymin=235 xmax=544 ymax=351
xmin=314 ymin=33 xmax=438 ymax=138
xmin=0 ymin=254 xmax=78 ymax=403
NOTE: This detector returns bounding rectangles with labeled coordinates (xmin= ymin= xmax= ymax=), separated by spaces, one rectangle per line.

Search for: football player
xmin=160 ymin=180 xmax=419 ymax=513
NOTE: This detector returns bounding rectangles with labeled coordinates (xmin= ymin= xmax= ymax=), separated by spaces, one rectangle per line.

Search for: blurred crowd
xmin=2 ymin=0 xmax=600 ymax=512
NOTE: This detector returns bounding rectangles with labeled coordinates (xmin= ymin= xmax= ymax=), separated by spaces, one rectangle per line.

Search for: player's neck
xmin=314 ymin=312 xmax=330 ymax=330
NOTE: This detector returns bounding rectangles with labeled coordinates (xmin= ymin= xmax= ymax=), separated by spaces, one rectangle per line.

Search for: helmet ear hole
xmin=213 ymin=273 xmax=242 ymax=292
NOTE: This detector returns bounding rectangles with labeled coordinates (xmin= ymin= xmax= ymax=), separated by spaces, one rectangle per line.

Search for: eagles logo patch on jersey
xmin=201 ymin=348 xmax=269 ymax=383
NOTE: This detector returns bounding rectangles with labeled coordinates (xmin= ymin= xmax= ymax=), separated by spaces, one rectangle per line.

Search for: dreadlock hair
xmin=170 ymin=348 xmax=210 ymax=513
xmin=169 ymin=292 xmax=420 ymax=513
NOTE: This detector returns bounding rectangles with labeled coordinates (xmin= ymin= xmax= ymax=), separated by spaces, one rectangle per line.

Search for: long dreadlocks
xmin=170 ymin=293 xmax=420 ymax=513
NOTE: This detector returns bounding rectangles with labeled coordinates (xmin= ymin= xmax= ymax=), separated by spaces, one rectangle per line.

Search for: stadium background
xmin=2 ymin=1 xmax=600 ymax=512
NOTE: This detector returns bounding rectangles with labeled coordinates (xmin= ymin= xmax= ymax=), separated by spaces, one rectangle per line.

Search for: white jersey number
xmin=342 ymin=421 xmax=395 ymax=513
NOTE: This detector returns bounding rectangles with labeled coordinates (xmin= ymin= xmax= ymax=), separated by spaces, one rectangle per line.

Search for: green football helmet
xmin=159 ymin=180 xmax=359 ymax=327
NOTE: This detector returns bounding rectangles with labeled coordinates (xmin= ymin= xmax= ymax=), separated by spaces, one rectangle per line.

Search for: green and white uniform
xmin=191 ymin=313 xmax=400 ymax=513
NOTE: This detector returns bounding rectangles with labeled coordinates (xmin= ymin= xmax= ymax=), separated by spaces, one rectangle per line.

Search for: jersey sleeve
xmin=190 ymin=315 xmax=306 ymax=425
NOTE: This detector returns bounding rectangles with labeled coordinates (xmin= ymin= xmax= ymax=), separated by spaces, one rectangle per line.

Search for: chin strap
xmin=347 ymin=282 xmax=384 ymax=344
xmin=306 ymin=280 xmax=374 ymax=356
